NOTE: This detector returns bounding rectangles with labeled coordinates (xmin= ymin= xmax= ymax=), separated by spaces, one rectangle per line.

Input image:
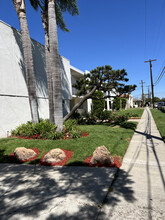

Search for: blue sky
xmin=1 ymin=0 xmax=165 ymax=99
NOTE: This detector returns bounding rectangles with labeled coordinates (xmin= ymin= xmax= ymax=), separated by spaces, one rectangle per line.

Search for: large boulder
xmin=90 ymin=145 xmax=114 ymax=164
xmin=14 ymin=147 xmax=37 ymax=161
xmin=44 ymin=149 xmax=66 ymax=163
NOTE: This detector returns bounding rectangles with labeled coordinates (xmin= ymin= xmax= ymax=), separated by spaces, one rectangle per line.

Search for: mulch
xmin=11 ymin=132 xmax=89 ymax=140
xmin=63 ymin=132 xmax=88 ymax=140
xmin=9 ymin=147 xmax=122 ymax=168
xmin=84 ymin=156 xmax=122 ymax=168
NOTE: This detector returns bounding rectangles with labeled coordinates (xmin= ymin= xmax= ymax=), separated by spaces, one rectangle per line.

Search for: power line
xmin=152 ymin=0 xmax=165 ymax=58
xmin=154 ymin=59 xmax=165 ymax=82
xmin=154 ymin=66 xmax=165 ymax=86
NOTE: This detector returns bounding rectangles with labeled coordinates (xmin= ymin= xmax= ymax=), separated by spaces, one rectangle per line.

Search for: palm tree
xmin=12 ymin=0 xmax=39 ymax=123
xmin=32 ymin=0 xmax=78 ymax=130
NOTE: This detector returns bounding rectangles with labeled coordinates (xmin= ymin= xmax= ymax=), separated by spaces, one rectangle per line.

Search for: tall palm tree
xmin=41 ymin=1 xmax=76 ymax=125
xmin=32 ymin=0 xmax=78 ymax=130
xmin=48 ymin=0 xmax=64 ymax=131
xmin=12 ymin=0 xmax=39 ymax=123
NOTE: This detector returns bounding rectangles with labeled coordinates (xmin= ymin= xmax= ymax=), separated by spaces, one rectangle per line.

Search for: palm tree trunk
xmin=63 ymin=86 xmax=97 ymax=122
xmin=48 ymin=0 xmax=63 ymax=131
xmin=12 ymin=0 xmax=39 ymax=123
xmin=42 ymin=12 xmax=54 ymax=123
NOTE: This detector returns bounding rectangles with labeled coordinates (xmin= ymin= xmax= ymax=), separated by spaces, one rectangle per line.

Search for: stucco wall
xmin=0 ymin=20 xmax=71 ymax=137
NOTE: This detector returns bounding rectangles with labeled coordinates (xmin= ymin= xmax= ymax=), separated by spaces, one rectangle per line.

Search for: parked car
xmin=157 ymin=102 xmax=165 ymax=110
xmin=154 ymin=103 xmax=158 ymax=108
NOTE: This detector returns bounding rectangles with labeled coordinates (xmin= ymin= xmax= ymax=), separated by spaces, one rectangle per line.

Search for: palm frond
xmin=29 ymin=0 xmax=39 ymax=10
xmin=55 ymin=3 xmax=70 ymax=32
xmin=56 ymin=0 xmax=79 ymax=15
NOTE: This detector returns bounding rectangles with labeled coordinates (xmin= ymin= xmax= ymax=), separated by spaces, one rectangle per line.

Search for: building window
xmin=105 ymin=101 xmax=107 ymax=110
xmin=109 ymin=101 xmax=111 ymax=109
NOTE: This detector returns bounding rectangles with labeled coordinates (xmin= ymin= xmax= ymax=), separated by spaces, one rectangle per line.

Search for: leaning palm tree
xmin=31 ymin=0 xmax=79 ymax=130
xmin=12 ymin=0 xmax=39 ymax=123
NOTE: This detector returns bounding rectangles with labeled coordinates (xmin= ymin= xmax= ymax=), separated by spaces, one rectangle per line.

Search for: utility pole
xmin=147 ymin=85 xmax=151 ymax=106
xmin=140 ymin=80 xmax=145 ymax=107
xmin=144 ymin=59 xmax=157 ymax=108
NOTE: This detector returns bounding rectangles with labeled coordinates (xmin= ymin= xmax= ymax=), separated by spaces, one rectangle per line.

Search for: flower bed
xmin=81 ymin=132 xmax=88 ymax=137
xmin=63 ymin=132 xmax=88 ymax=140
xmin=84 ymin=156 xmax=122 ymax=168
xmin=11 ymin=131 xmax=88 ymax=141
xmin=9 ymin=148 xmax=40 ymax=163
xmin=40 ymin=149 xmax=73 ymax=166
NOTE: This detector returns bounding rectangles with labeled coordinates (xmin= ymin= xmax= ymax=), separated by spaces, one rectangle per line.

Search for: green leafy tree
xmin=113 ymin=97 xmax=121 ymax=110
xmin=161 ymin=97 xmax=165 ymax=102
xmin=64 ymin=65 xmax=136 ymax=121
xmin=92 ymin=91 xmax=105 ymax=118
xmin=154 ymin=97 xmax=160 ymax=102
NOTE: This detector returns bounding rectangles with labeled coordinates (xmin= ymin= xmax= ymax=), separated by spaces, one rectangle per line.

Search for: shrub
xmin=11 ymin=121 xmax=34 ymax=137
xmin=128 ymin=112 xmax=139 ymax=118
xmin=84 ymin=113 xmax=97 ymax=125
xmin=121 ymin=98 xmax=127 ymax=109
xmin=11 ymin=119 xmax=63 ymax=140
xmin=71 ymin=111 xmax=81 ymax=120
xmin=100 ymin=110 xmax=113 ymax=121
xmin=64 ymin=119 xmax=82 ymax=139
xmin=70 ymin=129 xmax=81 ymax=138
xmin=64 ymin=119 xmax=77 ymax=132
xmin=161 ymin=106 xmax=165 ymax=113
xmin=114 ymin=113 xmax=129 ymax=124
xmin=34 ymin=119 xmax=57 ymax=136
xmin=92 ymin=91 xmax=105 ymax=118
xmin=113 ymin=97 xmax=121 ymax=110
xmin=46 ymin=131 xmax=64 ymax=140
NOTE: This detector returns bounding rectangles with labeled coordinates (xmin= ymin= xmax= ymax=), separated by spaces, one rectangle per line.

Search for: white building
xmin=0 ymin=20 xmax=133 ymax=138
xmin=0 ymin=20 xmax=92 ymax=137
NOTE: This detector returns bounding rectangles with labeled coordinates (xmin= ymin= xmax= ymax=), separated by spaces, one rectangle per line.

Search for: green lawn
xmin=114 ymin=108 xmax=144 ymax=118
xmin=150 ymin=109 xmax=165 ymax=142
xmin=0 ymin=122 xmax=137 ymax=165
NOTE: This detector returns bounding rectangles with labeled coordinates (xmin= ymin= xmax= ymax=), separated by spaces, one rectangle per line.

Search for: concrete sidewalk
xmin=1 ymin=108 xmax=165 ymax=220
xmin=98 ymin=108 xmax=165 ymax=219
xmin=0 ymin=164 xmax=117 ymax=220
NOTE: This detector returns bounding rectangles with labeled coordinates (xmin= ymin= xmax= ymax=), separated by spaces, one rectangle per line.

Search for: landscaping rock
xmin=43 ymin=149 xmax=66 ymax=163
xmin=90 ymin=145 xmax=114 ymax=164
xmin=14 ymin=147 xmax=37 ymax=161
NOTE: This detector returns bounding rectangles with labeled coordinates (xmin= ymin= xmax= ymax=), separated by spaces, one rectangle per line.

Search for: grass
xmin=0 ymin=122 xmax=137 ymax=166
xmin=114 ymin=108 xmax=144 ymax=118
xmin=150 ymin=109 xmax=165 ymax=142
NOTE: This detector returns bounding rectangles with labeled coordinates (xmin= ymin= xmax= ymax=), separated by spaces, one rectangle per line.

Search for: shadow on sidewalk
xmin=97 ymin=168 xmax=136 ymax=219
xmin=0 ymin=163 xmax=136 ymax=220
xmin=135 ymin=130 xmax=163 ymax=141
